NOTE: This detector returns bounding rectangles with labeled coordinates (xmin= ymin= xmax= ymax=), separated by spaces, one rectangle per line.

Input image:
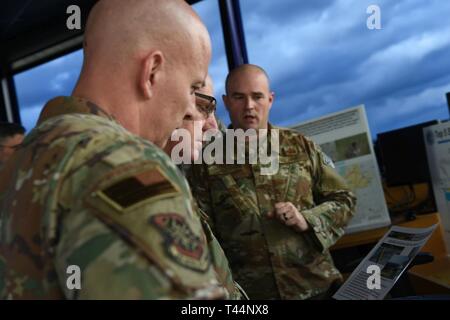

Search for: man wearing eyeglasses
xmin=199 ymin=76 xmax=220 ymax=135
xmin=0 ymin=122 xmax=25 ymax=170
xmin=190 ymin=64 xmax=357 ymax=300
xmin=164 ymin=77 xmax=245 ymax=300
xmin=165 ymin=75 xmax=218 ymax=162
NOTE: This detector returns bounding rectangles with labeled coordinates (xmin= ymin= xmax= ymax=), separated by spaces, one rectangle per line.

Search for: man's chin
xmin=240 ymin=123 xmax=260 ymax=131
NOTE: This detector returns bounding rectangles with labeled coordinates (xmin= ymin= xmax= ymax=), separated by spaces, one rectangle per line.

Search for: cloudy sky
xmin=15 ymin=0 xmax=450 ymax=139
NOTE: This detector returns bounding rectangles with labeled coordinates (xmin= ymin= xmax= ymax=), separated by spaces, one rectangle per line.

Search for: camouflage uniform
xmin=187 ymin=125 xmax=356 ymax=299
xmin=0 ymin=96 xmax=228 ymax=299
xmin=179 ymin=117 xmax=244 ymax=300
xmin=179 ymin=163 xmax=246 ymax=300
xmin=193 ymin=204 xmax=245 ymax=300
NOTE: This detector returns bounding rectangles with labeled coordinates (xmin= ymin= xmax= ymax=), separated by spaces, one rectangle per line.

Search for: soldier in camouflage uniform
xmin=0 ymin=0 xmax=228 ymax=299
xmin=188 ymin=64 xmax=357 ymax=300
xmin=164 ymin=76 xmax=244 ymax=299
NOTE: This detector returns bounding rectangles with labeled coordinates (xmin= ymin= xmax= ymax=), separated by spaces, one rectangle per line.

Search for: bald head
xmin=74 ymin=0 xmax=212 ymax=148
xmin=83 ymin=0 xmax=207 ymax=66
xmin=223 ymin=64 xmax=274 ymax=131
xmin=225 ymin=64 xmax=270 ymax=95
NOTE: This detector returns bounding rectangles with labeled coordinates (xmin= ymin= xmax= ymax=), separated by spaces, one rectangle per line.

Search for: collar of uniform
xmin=225 ymin=123 xmax=300 ymax=160
xmin=37 ymin=96 xmax=117 ymax=126
xmin=226 ymin=122 xmax=275 ymax=130
xmin=224 ymin=122 xmax=275 ymax=160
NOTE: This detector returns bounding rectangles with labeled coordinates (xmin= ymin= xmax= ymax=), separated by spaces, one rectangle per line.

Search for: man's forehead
xmin=229 ymin=77 xmax=270 ymax=93
xmin=230 ymin=71 xmax=269 ymax=87
xmin=231 ymin=90 xmax=266 ymax=95
xmin=233 ymin=67 xmax=267 ymax=80
xmin=185 ymin=47 xmax=209 ymax=85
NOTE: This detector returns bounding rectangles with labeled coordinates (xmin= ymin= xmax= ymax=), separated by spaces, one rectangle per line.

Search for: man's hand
xmin=267 ymin=202 xmax=309 ymax=232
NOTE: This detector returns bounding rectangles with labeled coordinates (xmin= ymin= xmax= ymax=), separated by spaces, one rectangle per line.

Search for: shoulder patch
xmin=321 ymin=151 xmax=335 ymax=168
xmin=92 ymin=162 xmax=180 ymax=213
xmin=150 ymin=213 xmax=210 ymax=272
xmin=85 ymin=160 xmax=218 ymax=290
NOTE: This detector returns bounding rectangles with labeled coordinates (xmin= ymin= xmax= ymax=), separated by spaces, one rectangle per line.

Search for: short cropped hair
xmin=0 ymin=122 xmax=25 ymax=143
xmin=224 ymin=64 xmax=271 ymax=95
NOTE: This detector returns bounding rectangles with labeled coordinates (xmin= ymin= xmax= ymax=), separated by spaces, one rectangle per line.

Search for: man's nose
xmin=244 ymin=96 xmax=255 ymax=110
xmin=184 ymin=97 xmax=197 ymax=119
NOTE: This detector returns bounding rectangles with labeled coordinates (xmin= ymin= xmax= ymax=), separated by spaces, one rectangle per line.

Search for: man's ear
xmin=222 ymin=94 xmax=229 ymax=110
xmin=268 ymin=91 xmax=275 ymax=110
xmin=140 ymin=51 xmax=164 ymax=99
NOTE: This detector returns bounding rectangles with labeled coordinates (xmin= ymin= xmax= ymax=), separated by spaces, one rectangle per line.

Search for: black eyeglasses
xmin=195 ymin=92 xmax=216 ymax=118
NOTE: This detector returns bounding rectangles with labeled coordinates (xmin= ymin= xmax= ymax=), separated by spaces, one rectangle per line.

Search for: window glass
xmin=14 ymin=49 xmax=83 ymax=131
xmin=240 ymin=0 xmax=450 ymax=137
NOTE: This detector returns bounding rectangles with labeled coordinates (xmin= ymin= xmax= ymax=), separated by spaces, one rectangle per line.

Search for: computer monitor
xmin=377 ymin=120 xmax=438 ymax=187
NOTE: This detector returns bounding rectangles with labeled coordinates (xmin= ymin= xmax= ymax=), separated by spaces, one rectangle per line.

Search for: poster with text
xmin=424 ymin=122 xmax=450 ymax=252
xmin=292 ymin=105 xmax=391 ymax=234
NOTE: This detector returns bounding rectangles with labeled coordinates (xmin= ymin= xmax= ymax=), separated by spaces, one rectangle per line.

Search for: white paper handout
xmin=333 ymin=224 xmax=437 ymax=300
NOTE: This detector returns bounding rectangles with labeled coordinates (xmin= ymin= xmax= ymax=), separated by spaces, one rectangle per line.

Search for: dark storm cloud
xmin=235 ymin=0 xmax=450 ymax=136
xmin=15 ymin=0 xmax=450 ymax=137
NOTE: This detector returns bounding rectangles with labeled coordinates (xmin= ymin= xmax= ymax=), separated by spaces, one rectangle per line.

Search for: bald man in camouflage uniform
xmin=0 ymin=0 xmax=227 ymax=299
xmin=189 ymin=64 xmax=356 ymax=300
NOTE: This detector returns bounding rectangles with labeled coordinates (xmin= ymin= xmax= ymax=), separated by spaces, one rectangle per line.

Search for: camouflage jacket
xmin=0 ymin=96 xmax=228 ymax=299
xmin=181 ymin=164 xmax=245 ymax=300
xmin=187 ymin=125 xmax=357 ymax=299
xmin=195 ymin=203 xmax=245 ymax=300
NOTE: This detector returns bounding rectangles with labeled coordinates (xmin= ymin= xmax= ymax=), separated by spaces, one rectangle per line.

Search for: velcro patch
xmin=94 ymin=165 xmax=179 ymax=212
xmin=150 ymin=213 xmax=210 ymax=273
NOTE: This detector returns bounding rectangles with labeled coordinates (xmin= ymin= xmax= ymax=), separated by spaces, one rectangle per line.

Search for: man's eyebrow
xmin=252 ymin=91 xmax=265 ymax=95
xmin=193 ymin=81 xmax=205 ymax=88
xmin=231 ymin=91 xmax=265 ymax=96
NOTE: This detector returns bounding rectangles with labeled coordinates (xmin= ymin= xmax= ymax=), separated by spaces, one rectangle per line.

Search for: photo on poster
xmin=335 ymin=133 xmax=371 ymax=161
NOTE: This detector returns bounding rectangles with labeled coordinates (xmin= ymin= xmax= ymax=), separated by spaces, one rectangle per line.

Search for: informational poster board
xmin=423 ymin=122 xmax=450 ymax=253
xmin=291 ymin=105 xmax=391 ymax=234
